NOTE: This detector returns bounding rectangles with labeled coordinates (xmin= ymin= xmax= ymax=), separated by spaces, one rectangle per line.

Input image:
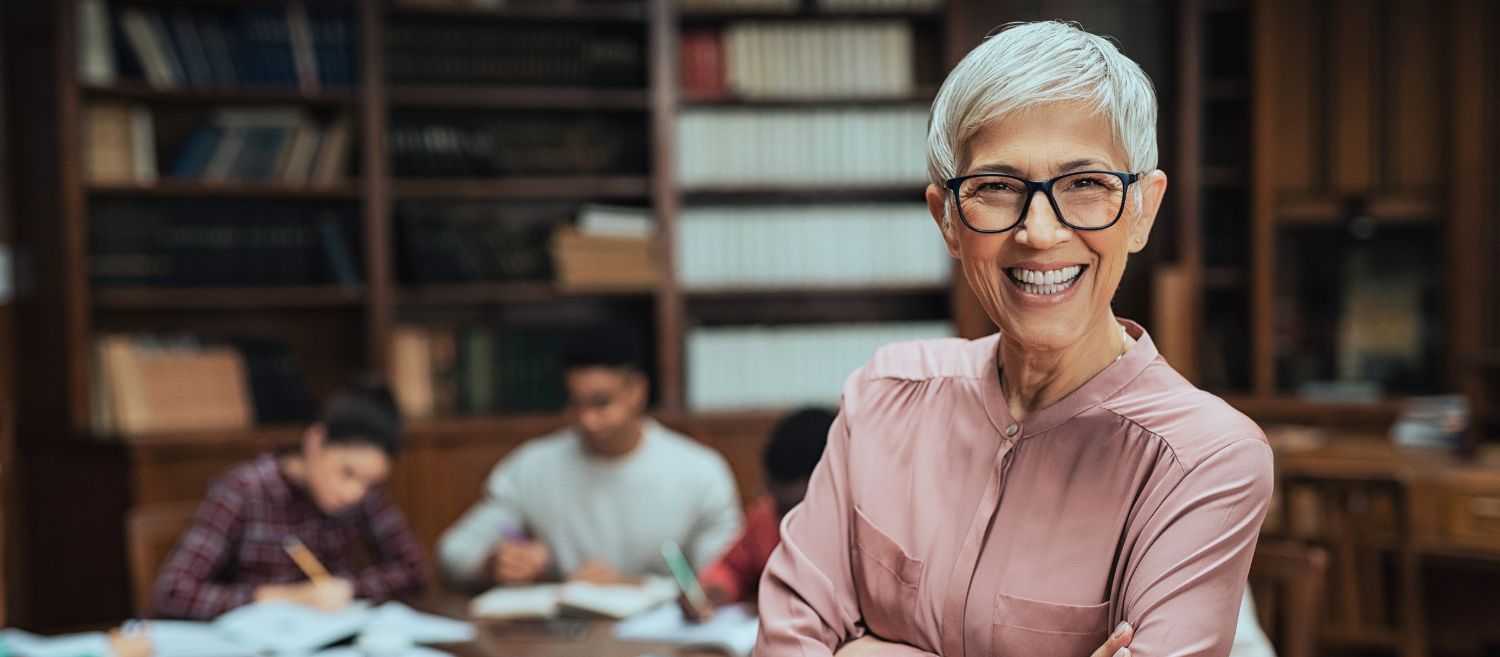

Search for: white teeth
xmin=1009 ymin=265 xmax=1084 ymax=295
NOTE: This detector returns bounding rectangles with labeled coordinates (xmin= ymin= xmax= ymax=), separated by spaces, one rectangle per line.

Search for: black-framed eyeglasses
xmin=944 ymin=170 xmax=1142 ymax=234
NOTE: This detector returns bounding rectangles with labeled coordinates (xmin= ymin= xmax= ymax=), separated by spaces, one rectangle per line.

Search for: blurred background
xmin=0 ymin=0 xmax=1497 ymax=656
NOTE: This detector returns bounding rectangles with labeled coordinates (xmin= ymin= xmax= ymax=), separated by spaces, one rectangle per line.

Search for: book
xmin=214 ymin=601 xmax=372 ymax=655
xmin=675 ymin=204 xmax=949 ymax=290
xmin=676 ymin=107 xmax=927 ymax=188
xmin=77 ymin=0 xmax=117 ymax=84
xmin=96 ymin=335 xmax=254 ymax=435
xmin=686 ymin=321 xmax=952 ymax=410
xmin=469 ymin=578 xmax=679 ymax=621
xmin=82 ymin=103 xmax=135 ymax=184
xmin=612 ymin=603 xmax=759 ymax=657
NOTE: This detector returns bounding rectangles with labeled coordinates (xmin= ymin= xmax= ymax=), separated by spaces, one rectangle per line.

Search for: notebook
xmin=612 ymin=603 xmax=760 ymax=656
xmin=470 ymin=578 xmax=679 ymax=620
xmin=214 ymin=601 xmax=373 ymax=655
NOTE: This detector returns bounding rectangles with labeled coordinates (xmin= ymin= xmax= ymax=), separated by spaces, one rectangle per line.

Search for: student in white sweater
xmin=437 ymin=329 xmax=742 ymax=589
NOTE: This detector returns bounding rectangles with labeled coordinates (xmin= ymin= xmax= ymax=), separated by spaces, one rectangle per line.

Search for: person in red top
xmin=152 ymin=380 xmax=428 ymax=620
xmin=684 ymin=408 xmax=835 ymax=620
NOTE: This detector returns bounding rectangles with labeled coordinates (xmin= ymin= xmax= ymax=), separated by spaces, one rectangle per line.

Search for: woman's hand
xmin=831 ymin=621 xmax=1132 ymax=657
xmin=253 ymin=577 xmax=355 ymax=612
xmin=1091 ymin=621 xmax=1134 ymax=657
xmin=107 ymin=625 xmax=153 ymax=657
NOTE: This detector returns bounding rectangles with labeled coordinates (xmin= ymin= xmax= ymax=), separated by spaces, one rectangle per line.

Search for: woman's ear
xmin=302 ymin=423 xmax=327 ymax=456
xmin=1127 ymin=169 xmax=1168 ymax=253
xmin=927 ymin=183 xmax=961 ymax=259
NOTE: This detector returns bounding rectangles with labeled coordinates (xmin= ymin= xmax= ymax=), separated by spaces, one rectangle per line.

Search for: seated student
xmin=683 ymin=408 xmax=834 ymax=620
xmin=152 ymin=381 xmax=428 ymax=620
xmin=438 ymin=328 xmax=742 ymax=589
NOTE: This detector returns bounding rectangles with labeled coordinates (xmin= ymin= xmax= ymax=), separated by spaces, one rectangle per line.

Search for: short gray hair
xmin=926 ymin=21 xmax=1159 ymax=191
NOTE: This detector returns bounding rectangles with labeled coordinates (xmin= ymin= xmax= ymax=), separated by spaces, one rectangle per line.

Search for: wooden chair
xmin=124 ymin=502 xmax=200 ymax=615
xmin=1247 ymin=539 xmax=1330 ymax=657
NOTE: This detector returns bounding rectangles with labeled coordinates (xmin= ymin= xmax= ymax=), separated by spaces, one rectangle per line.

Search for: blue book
xmin=168 ymin=125 xmax=222 ymax=178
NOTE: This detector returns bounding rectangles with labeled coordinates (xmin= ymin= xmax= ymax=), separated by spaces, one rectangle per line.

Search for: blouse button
xmin=1005 ymin=423 xmax=1019 ymax=437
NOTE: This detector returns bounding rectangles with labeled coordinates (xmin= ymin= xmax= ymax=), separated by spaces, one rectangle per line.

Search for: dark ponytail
xmin=319 ymin=375 xmax=403 ymax=457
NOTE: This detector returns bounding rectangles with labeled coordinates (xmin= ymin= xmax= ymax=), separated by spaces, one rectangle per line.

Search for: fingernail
xmin=1112 ymin=621 xmax=1131 ymax=639
xmin=1113 ymin=649 xmax=1129 ymax=657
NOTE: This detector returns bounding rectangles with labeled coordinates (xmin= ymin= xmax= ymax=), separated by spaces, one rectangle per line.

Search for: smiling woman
xmin=754 ymin=21 xmax=1273 ymax=657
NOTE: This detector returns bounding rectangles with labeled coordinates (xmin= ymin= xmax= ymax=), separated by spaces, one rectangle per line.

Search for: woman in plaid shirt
xmin=152 ymin=381 xmax=428 ymax=620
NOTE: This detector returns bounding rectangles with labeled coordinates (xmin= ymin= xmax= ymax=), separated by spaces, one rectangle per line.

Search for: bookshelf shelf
xmin=1203 ymin=79 xmax=1250 ymax=102
xmin=107 ymin=423 xmax=307 ymax=450
xmin=387 ymin=1 xmax=647 ymax=23
xmin=398 ymin=282 xmax=654 ymax=306
xmin=1202 ymin=266 xmax=1248 ymax=290
xmin=685 ymin=284 xmax=949 ymax=301
xmin=682 ymin=184 xmax=929 ymax=204
xmin=86 ymin=180 xmax=361 ymax=200
xmin=94 ymin=286 xmax=365 ymax=310
xmin=679 ymin=7 xmax=943 ymax=24
xmin=1276 ymin=195 xmax=1442 ymax=227
xmin=392 ymin=176 xmax=652 ymax=200
xmin=1200 ymin=165 xmax=1247 ymax=187
xmin=387 ymin=86 xmax=651 ymax=110
xmin=681 ymin=90 xmax=937 ymax=108
xmin=81 ymin=82 xmax=357 ymax=106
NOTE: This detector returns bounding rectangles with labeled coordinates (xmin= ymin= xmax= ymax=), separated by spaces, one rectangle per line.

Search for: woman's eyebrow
xmin=966 ymin=158 xmax=1107 ymax=176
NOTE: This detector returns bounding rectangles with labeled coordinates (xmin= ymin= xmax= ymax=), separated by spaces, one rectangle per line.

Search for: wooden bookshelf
xmin=87 ymin=180 xmax=362 ymax=199
xmin=94 ymin=286 xmax=365 ymax=310
xmin=81 ymin=81 xmax=357 ymax=106
xmin=386 ymin=1 xmax=648 ymax=23
xmin=682 ymin=184 xmax=929 ymax=204
xmin=680 ymin=89 xmax=938 ymax=108
xmin=392 ymin=176 xmax=653 ymax=200
xmin=387 ymin=86 xmax=651 ymax=110
xmin=397 ymin=282 xmax=652 ymax=306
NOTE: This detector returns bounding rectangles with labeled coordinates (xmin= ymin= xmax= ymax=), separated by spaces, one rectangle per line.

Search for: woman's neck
xmin=277 ymin=452 xmax=307 ymax=486
xmin=998 ymin=315 xmax=1131 ymax=422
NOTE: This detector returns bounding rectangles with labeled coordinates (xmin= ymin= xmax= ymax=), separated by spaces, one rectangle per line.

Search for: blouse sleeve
xmin=757 ymin=408 xmax=939 ymax=656
xmin=1120 ymin=438 xmax=1275 ymax=657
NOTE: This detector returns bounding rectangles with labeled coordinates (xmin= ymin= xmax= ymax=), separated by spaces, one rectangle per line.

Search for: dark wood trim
xmin=87 ymin=181 xmax=361 ymax=200
xmin=1249 ymin=0 xmax=1277 ymax=396
xmin=387 ymin=87 xmax=650 ymax=111
xmin=392 ymin=177 xmax=652 ymax=200
xmin=679 ymin=7 xmax=942 ymax=24
xmin=80 ymin=82 xmax=356 ymax=106
xmin=59 ymin=0 xmax=91 ymax=432
xmin=94 ymin=286 xmax=365 ymax=310
xmin=397 ymin=283 xmax=652 ymax=306
xmin=681 ymin=185 xmax=928 ymax=204
xmin=684 ymin=284 xmax=950 ymax=302
xmin=386 ymin=0 xmax=647 ymax=23
xmin=361 ymin=0 xmax=392 ymax=373
xmin=649 ymin=0 xmax=684 ymax=412
xmin=680 ymin=89 xmax=937 ymax=109
xmin=1174 ymin=0 xmax=1206 ymax=384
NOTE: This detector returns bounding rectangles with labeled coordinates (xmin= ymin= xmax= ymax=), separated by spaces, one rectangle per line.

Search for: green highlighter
xmin=660 ymin=540 xmax=710 ymax=611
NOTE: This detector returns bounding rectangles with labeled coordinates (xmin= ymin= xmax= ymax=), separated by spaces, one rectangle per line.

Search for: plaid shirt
xmin=152 ymin=453 xmax=429 ymax=619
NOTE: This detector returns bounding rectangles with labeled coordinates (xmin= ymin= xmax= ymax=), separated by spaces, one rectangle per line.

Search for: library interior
xmin=0 ymin=1 xmax=1498 ymax=657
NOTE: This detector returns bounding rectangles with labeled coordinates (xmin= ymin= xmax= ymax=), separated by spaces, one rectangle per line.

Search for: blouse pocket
xmin=850 ymin=505 xmax=924 ymax=641
xmin=991 ymin=593 xmax=1111 ymax=657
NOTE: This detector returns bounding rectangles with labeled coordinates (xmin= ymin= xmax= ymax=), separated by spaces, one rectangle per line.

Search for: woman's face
xmin=302 ymin=428 xmax=392 ymax=516
xmin=926 ymin=101 xmax=1167 ymax=353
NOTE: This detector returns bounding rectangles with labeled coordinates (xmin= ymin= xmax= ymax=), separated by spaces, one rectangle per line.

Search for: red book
xmin=680 ymin=29 xmax=726 ymax=100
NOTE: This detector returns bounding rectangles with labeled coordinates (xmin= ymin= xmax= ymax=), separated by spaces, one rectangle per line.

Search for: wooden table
xmin=404 ymin=592 xmax=722 ymax=657
xmin=1268 ymin=435 xmax=1500 ymax=657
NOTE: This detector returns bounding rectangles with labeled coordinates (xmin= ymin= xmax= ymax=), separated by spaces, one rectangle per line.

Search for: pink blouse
xmin=755 ymin=321 xmax=1273 ymax=657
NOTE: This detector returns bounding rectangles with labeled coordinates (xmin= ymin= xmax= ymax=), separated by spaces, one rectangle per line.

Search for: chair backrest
xmin=1248 ymin=539 xmax=1330 ymax=657
xmin=124 ymin=501 xmax=200 ymax=615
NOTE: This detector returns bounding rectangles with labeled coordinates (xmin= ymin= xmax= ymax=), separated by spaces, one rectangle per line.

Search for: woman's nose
xmin=1015 ymin=191 xmax=1069 ymax=248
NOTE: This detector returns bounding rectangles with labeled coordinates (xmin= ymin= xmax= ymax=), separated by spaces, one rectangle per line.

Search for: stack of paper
xmin=0 ymin=601 xmax=474 ymax=657
xmin=469 ymin=577 xmax=679 ymax=620
xmin=613 ymin=603 xmax=760 ymax=657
